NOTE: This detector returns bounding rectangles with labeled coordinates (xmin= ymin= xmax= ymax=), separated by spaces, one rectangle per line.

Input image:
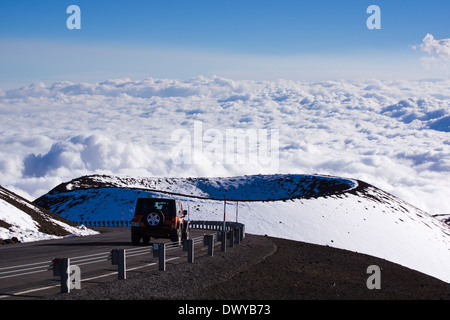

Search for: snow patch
xmin=0 ymin=185 xmax=98 ymax=243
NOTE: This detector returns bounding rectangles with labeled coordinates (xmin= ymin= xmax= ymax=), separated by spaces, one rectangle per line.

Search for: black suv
xmin=131 ymin=198 xmax=188 ymax=245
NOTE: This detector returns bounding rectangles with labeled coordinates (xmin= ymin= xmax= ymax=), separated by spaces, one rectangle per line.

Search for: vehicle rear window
xmin=136 ymin=199 xmax=174 ymax=216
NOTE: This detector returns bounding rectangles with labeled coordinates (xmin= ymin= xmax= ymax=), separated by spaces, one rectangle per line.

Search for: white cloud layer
xmin=0 ymin=76 xmax=449 ymax=215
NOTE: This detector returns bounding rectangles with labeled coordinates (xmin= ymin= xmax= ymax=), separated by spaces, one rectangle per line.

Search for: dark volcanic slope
xmin=199 ymin=236 xmax=450 ymax=300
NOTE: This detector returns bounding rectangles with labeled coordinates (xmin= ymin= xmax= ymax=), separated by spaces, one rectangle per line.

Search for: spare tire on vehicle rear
xmin=144 ymin=210 xmax=164 ymax=227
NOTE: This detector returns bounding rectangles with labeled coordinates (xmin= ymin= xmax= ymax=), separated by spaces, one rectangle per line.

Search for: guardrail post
xmin=153 ymin=243 xmax=166 ymax=271
xmin=53 ymin=258 xmax=71 ymax=293
xmin=218 ymin=231 xmax=227 ymax=252
xmin=240 ymin=225 xmax=245 ymax=241
xmin=187 ymin=239 xmax=194 ymax=263
xmin=119 ymin=249 xmax=126 ymax=279
xmin=203 ymin=235 xmax=214 ymax=256
xmin=235 ymin=228 xmax=241 ymax=245
xmin=111 ymin=249 xmax=126 ymax=280
xmin=61 ymin=258 xmax=70 ymax=293
xmin=230 ymin=229 xmax=236 ymax=248
xmin=160 ymin=243 xmax=166 ymax=271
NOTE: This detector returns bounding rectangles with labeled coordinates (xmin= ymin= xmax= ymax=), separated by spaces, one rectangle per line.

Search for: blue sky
xmin=0 ymin=0 xmax=449 ymax=88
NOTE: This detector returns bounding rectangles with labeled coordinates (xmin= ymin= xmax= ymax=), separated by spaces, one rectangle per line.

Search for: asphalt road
xmin=0 ymin=227 xmax=207 ymax=299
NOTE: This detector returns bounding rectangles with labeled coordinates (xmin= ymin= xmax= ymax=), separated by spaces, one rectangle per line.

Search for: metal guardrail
xmin=0 ymin=260 xmax=53 ymax=280
xmin=75 ymin=220 xmax=246 ymax=232
xmin=74 ymin=220 xmax=246 ymax=244
xmin=77 ymin=220 xmax=131 ymax=227
xmin=0 ymin=220 xmax=245 ymax=295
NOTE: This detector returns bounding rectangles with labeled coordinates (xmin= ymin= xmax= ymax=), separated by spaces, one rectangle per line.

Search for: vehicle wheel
xmin=144 ymin=210 xmax=164 ymax=228
xmin=131 ymin=230 xmax=141 ymax=245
